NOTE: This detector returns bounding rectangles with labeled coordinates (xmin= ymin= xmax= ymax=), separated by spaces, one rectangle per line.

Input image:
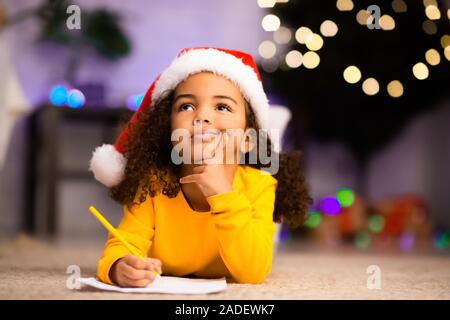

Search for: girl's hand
xmin=179 ymin=133 xmax=233 ymax=197
xmin=109 ymin=254 xmax=162 ymax=288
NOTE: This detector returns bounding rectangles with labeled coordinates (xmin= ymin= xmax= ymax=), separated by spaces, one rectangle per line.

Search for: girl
xmin=89 ymin=47 xmax=312 ymax=287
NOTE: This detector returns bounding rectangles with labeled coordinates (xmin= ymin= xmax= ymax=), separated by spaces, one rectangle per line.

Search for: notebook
xmin=79 ymin=276 xmax=227 ymax=294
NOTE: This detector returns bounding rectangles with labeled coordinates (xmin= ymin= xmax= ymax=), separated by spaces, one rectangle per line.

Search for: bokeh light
xmin=285 ymin=50 xmax=303 ymax=68
xmin=362 ymin=78 xmax=380 ymax=96
xmin=425 ymin=5 xmax=441 ymax=20
xmin=368 ymin=215 xmax=385 ymax=233
xmin=354 ymin=231 xmax=371 ymax=249
xmin=336 ymin=0 xmax=353 ymax=12
xmin=356 ymin=10 xmax=371 ymax=26
xmin=127 ymin=93 xmax=144 ymax=111
xmin=320 ymin=20 xmax=338 ymax=37
xmin=425 ymin=48 xmax=441 ymax=65
xmin=336 ymin=188 xmax=355 ymax=207
xmin=305 ymin=33 xmax=324 ymax=51
xmin=304 ymin=210 xmax=322 ymax=228
xmin=400 ymin=232 xmax=415 ymax=251
xmin=302 ymin=51 xmax=320 ymax=69
xmin=387 ymin=80 xmax=404 ymax=98
xmin=257 ymin=0 xmax=276 ymax=8
xmin=392 ymin=0 xmax=407 ymax=13
xmin=67 ymin=89 xmax=86 ymax=108
xmin=320 ymin=196 xmax=341 ymax=215
xmin=422 ymin=20 xmax=437 ymax=35
xmin=259 ymin=40 xmax=277 ymax=59
xmin=274 ymin=26 xmax=292 ymax=44
xmin=434 ymin=230 xmax=450 ymax=249
xmin=343 ymin=65 xmax=362 ymax=84
xmin=295 ymin=26 xmax=313 ymax=44
xmin=380 ymin=15 xmax=396 ymax=31
xmin=262 ymin=14 xmax=281 ymax=32
xmin=49 ymin=85 xmax=68 ymax=106
xmin=412 ymin=62 xmax=429 ymax=80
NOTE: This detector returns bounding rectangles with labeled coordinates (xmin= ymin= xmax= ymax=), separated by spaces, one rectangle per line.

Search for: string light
xmin=412 ymin=62 xmax=429 ymax=80
xmin=387 ymin=80 xmax=404 ymax=98
xmin=343 ymin=65 xmax=361 ymax=84
xmin=425 ymin=49 xmax=440 ymax=66
xmin=258 ymin=40 xmax=277 ymax=59
xmin=262 ymin=14 xmax=280 ymax=31
xmin=285 ymin=50 xmax=303 ymax=68
xmin=362 ymin=78 xmax=380 ymax=96
xmin=302 ymin=51 xmax=320 ymax=69
xmin=320 ymin=20 xmax=338 ymax=37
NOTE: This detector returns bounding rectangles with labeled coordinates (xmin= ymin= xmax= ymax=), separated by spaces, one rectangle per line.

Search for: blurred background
xmin=1 ymin=0 xmax=449 ymax=255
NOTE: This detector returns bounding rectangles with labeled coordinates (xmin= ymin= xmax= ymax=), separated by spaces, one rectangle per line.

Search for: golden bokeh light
xmin=441 ymin=35 xmax=450 ymax=48
xmin=285 ymin=50 xmax=303 ymax=68
xmin=320 ymin=20 xmax=338 ymax=37
xmin=425 ymin=49 xmax=440 ymax=66
xmin=423 ymin=0 xmax=437 ymax=6
xmin=336 ymin=0 xmax=354 ymax=12
xmin=262 ymin=14 xmax=281 ymax=32
xmin=305 ymin=33 xmax=324 ymax=51
xmin=444 ymin=47 xmax=450 ymax=61
xmin=362 ymin=78 xmax=380 ymax=96
xmin=412 ymin=62 xmax=429 ymax=80
xmin=356 ymin=10 xmax=371 ymax=25
xmin=425 ymin=5 xmax=441 ymax=20
xmin=343 ymin=66 xmax=362 ymax=84
xmin=380 ymin=15 xmax=396 ymax=30
xmin=387 ymin=80 xmax=404 ymax=98
xmin=303 ymin=51 xmax=320 ymax=69
xmin=295 ymin=26 xmax=313 ymax=44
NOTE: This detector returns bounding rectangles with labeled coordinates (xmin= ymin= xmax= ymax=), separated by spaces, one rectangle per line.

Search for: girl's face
xmin=170 ymin=72 xmax=249 ymax=164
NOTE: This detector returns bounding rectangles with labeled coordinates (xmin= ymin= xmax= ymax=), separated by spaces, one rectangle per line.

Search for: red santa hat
xmin=89 ymin=47 xmax=270 ymax=187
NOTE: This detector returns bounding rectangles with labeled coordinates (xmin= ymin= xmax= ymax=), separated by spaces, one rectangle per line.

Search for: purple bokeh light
xmin=319 ymin=196 xmax=341 ymax=215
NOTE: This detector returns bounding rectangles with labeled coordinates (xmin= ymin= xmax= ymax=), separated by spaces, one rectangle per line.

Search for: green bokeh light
xmin=354 ymin=231 xmax=372 ymax=249
xmin=368 ymin=215 xmax=385 ymax=233
xmin=336 ymin=188 xmax=355 ymax=207
xmin=305 ymin=210 xmax=321 ymax=229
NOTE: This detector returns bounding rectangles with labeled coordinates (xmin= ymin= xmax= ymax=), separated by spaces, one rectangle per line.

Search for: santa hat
xmin=89 ymin=47 xmax=270 ymax=187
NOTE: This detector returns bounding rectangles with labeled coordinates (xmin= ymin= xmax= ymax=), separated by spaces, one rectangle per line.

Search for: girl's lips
xmin=192 ymin=132 xmax=220 ymax=142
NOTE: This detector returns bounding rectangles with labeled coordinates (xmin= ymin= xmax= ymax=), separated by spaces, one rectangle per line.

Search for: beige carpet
xmin=0 ymin=235 xmax=449 ymax=300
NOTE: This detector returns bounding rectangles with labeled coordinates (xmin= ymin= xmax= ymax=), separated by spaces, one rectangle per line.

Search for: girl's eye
xmin=217 ymin=104 xmax=231 ymax=112
xmin=179 ymin=103 xmax=194 ymax=111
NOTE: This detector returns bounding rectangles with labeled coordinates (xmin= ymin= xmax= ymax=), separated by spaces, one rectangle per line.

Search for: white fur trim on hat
xmin=152 ymin=48 xmax=270 ymax=130
xmin=89 ymin=144 xmax=127 ymax=187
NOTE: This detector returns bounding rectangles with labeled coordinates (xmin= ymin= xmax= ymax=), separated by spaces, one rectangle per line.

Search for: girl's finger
xmin=179 ymin=174 xmax=202 ymax=184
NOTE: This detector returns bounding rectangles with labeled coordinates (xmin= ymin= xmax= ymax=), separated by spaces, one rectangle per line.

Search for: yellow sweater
xmin=97 ymin=165 xmax=278 ymax=284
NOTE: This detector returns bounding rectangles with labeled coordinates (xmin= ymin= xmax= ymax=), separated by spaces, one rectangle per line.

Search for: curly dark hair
xmin=110 ymin=90 xmax=312 ymax=228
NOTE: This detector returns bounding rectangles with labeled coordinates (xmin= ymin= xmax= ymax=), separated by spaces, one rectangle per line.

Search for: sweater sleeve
xmin=97 ymin=196 xmax=155 ymax=284
xmin=206 ymin=174 xmax=277 ymax=284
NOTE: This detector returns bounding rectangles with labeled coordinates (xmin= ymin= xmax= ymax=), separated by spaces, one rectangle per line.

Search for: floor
xmin=0 ymin=235 xmax=449 ymax=300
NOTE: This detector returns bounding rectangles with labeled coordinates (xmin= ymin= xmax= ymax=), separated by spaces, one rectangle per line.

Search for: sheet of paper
xmin=79 ymin=276 xmax=227 ymax=294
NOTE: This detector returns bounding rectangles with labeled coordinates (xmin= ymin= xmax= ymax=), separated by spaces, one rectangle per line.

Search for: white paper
xmin=79 ymin=276 xmax=227 ymax=294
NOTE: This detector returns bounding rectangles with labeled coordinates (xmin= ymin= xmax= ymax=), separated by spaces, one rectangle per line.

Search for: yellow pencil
xmin=88 ymin=205 xmax=162 ymax=280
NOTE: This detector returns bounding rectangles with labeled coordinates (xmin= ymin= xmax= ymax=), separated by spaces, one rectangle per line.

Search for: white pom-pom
xmin=89 ymin=144 xmax=127 ymax=187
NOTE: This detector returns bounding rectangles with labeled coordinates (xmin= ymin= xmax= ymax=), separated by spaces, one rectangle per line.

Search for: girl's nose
xmin=193 ymin=118 xmax=211 ymax=126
